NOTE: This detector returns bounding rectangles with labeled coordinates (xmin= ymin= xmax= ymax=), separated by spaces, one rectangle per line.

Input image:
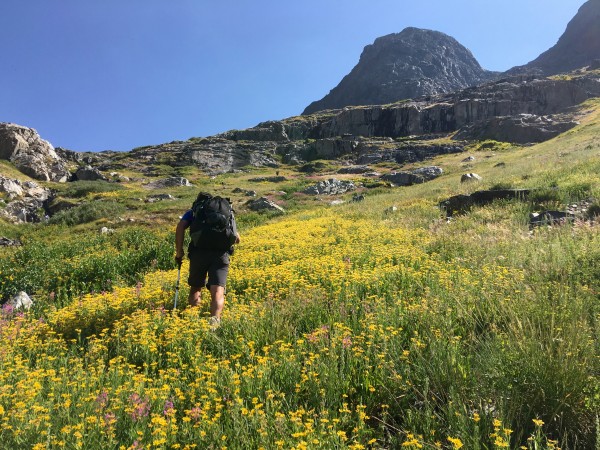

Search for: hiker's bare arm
xmin=175 ymin=220 xmax=189 ymax=261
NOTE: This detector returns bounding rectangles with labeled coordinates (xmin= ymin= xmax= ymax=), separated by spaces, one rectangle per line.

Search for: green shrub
xmin=48 ymin=201 xmax=126 ymax=226
xmin=59 ymin=180 xmax=124 ymax=198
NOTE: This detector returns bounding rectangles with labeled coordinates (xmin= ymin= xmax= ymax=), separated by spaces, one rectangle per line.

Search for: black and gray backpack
xmin=188 ymin=195 xmax=236 ymax=250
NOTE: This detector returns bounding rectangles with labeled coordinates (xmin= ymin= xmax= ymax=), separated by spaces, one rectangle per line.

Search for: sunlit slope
xmin=4 ymin=203 xmax=599 ymax=448
xmin=1 ymin=100 xmax=599 ymax=448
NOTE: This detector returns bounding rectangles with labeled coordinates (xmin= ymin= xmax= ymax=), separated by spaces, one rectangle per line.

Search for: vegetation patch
xmin=48 ymin=201 xmax=126 ymax=226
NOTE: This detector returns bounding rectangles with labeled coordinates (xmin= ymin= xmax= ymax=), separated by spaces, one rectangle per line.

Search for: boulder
xmin=145 ymin=177 xmax=193 ymax=189
xmin=0 ymin=123 xmax=70 ymax=182
xmin=440 ymin=189 xmax=531 ymax=217
xmin=0 ymin=237 xmax=21 ymax=247
xmin=381 ymin=166 xmax=443 ymax=186
xmin=8 ymin=291 xmax=33 ymax=310
xmin=461 ymin=173 xmax=483 ymax=183
xmin=303 ymin=178 xmax=357 ymax=195
xmin=337 ymin=165 xmax=372 ymax=174
xmin=75 ymin=165 xmax=107 ymax=181
xmin=530 ymin=211 xmax=576 ymax=227
xmin=246 ymin=197 xmax=285 ymax=213
xmin=248 ymin=176 xmax=287 ymax=183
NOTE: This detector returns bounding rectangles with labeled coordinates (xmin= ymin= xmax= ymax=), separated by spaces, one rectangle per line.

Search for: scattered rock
xmin=440 ymin=189 xmax=531 ymax=216
xmin=530 ymin=211 xmax=576 ymax=227
xmin=145 ymin=177 xmax=193 ymax=189
xmin=381 ymin=166 xmax=443 ymax=186
xmin=494 ymin=162 xmax=506 ymax=168
xmin=100 ymin=227 xmax=115 ymax=234
xmin=244 ymin=190 xmax=257 ymax=197
xmin=337 ymin=165 xmax=372 ymax=174
xmin=461 ymin=156 xmax=475 ymax=162
xmin=351 ymin=194 xmax=365 ymax=202
xmin=330 ymin=200 xmax=345 ymax=206
xmin=303 ymin=178 xmax=357 ymax=195
xmin=8 ymin=291 xmax=33 ymax=310
xmin=0 ymin=237 xmax=21 ymax=247
xmin=248 ymin=176 xmax=287 ymax=183
xmin=384 ymin=206 xmax=398 ymax=214
xmin=146 ymin=194 xmax=176 ymax=203
xmin=461 ymin=173 xmax=483 ymax=183
xmin=246 ymin=197 xmax=285 ymax=213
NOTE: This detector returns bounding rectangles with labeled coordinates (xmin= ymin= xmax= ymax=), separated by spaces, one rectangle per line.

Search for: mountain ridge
xmin=303 ymin=27 xmax=498 ymax=115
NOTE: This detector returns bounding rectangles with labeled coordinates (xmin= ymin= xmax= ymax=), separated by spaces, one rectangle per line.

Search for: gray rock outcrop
xmin=145 ymin=177 xmax=193 ymax=189
xmin=303 ymin=178 xmax=357 ymax=195
xmin=381 ymin=166 xmax=443 ymax=186
xmin=246 ymin=197 xmax=286 ymax=213
xmin=0 ymin=175 xmax=52 ymax=223
xmin=75 ymin=165 xmax=107 ymax=181
xmin=454 ymin=114 xmax=579 ymax=144
xmin=0 ymin=123 xmax=70 ymax=182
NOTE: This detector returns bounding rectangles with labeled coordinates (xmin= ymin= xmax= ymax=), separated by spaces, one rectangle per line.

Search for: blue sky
xmin=0 ymin=0 xmax=587 ymax=152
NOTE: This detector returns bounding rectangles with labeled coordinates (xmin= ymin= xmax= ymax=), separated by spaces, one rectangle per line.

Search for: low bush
xmin=58 ymin=180 xmax=125 ymax=198
xmin=48 ymin=201 xmax=126 ymax=226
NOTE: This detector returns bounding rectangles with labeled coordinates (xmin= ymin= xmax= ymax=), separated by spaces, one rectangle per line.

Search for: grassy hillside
xmin=0 ymin=101 xmax=599 ymax=449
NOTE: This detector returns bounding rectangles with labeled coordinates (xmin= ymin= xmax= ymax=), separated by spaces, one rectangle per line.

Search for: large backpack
xmin=188 ymin=195 xmax=237 ymax=250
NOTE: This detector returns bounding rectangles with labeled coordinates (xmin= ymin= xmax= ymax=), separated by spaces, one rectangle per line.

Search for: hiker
xmin=175 ymin=192 xmax=240 ymax=325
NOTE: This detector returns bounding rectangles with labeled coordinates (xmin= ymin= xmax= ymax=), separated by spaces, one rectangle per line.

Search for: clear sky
xmin=0 ymin=0 xmax=588 ymax=152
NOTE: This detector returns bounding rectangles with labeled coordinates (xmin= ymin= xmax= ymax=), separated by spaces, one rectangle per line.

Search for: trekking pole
xmin=173 ymin=260 xmax=182 ymax=311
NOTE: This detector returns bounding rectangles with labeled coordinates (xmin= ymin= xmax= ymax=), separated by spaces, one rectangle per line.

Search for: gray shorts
xmin=188 ymin=247 xmax=230 ymax=288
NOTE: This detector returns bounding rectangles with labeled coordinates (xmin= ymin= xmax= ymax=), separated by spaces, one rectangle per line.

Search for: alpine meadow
xmin=2 ymin=2 xmax=600 ymax=449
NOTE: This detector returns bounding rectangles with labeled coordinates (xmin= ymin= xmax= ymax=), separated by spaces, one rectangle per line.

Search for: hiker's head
xmin=195 ymin=192 xmax=212 ymax=203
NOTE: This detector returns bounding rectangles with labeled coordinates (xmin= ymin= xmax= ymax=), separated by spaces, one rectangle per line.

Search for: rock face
xmin=303 ymin=28 xmax=497 ymax=114
xmin=454 ymin=113 xmax=579 ymax=144
xmin=0 ymin=123 xmax=70 ymax=182
xmin=507 ymin=0 xmax=600 ymax=76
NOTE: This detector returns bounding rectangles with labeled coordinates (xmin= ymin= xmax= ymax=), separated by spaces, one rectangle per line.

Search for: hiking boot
xmin=208 ymin=316 xmax=221 ymax=330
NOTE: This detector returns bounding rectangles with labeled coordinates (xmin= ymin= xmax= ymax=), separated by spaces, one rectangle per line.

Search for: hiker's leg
xmin=188 ymin=286 xmax=202 ymax=307
xmin=209 ymin=285 xmax=225 ymax=318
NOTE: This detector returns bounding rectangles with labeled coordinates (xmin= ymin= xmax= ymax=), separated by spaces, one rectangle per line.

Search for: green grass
xmin=0 ymin=98 xmax=599 ymax=449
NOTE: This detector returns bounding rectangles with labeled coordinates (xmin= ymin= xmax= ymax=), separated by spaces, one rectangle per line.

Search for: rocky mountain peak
xmin=302 ymin=27 xmax=497 ymax=115
xmin=507 ymin=0 xmax=600 ymax=76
